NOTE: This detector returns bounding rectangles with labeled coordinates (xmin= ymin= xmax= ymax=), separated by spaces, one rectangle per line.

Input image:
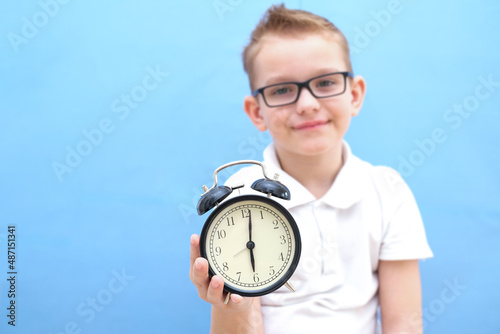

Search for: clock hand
xmin=234 ymin=243 xmax=256 ymax=272
xmin=248 ymin=210 xmax=256 ymax=272
xmin=234 ymin=246 xmax=247 ymax=257
xmin=250 ymin=248 xmax=256 ymax=272
xmin=248 ymin=209 xmax=252 ymax=242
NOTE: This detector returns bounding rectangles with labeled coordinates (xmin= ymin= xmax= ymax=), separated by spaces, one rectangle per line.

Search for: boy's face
xmin=244 ymin=33 xmax=366 ymax=159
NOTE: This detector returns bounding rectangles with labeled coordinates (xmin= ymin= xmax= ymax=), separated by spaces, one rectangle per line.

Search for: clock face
xmin=200 ymin=195 xmax=301 ymax=297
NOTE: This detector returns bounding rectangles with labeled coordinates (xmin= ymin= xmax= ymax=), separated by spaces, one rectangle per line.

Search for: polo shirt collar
xmin=262 ymin=141 xmax=365 ymax=210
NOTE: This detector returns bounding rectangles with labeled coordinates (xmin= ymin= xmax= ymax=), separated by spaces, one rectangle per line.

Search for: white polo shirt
xmin=225 ymin=141 xmax=433 ymax=334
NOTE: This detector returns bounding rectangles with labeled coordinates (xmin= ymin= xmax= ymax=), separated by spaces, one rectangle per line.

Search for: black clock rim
xmin=199 ymin=194 xmax=302 ymax=297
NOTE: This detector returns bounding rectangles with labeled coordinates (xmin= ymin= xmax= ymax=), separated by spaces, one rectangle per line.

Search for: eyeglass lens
xmin=263 ymin=73 xmax=346 ymax=107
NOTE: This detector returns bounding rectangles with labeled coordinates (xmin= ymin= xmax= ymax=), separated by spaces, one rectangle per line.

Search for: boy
xmin=190 ymin=4 xmax=432 ymax=333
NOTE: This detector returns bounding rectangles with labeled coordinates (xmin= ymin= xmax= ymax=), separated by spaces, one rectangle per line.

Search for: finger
xmin=230 ymin=293 xmax=244 ymax=305
xmin=206 ymin=275 xmax=225 ymax=305
xmin=191 ymin=257 xmax=210 ymax=298
xmin=190 ymin=234 xmax=201 ymax=269
xmin=189 ymin=234 xmax=203 ymax=281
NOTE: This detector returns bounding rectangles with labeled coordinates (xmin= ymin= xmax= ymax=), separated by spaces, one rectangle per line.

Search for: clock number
xmin=223 ymin=262 xmax=229 ymax=271
xmin=215 ymin=247 xmax=222 ymax=256
xmin=253 ymin=273 xmax=260 ymax=283
xmin=280 ymin=235 xmax=286 ymax=244
xmin=241 ymin=209 xmax=250 ymax=218
xmin=278 ymin=252 xmax=284 ymax=261
xmin=260 ymin=211 xmax=264 ymax=219
xmin=269 ymin=265 xmax=275 ymax=276
xmin=227 ymin=217 xmax=234 ymax=226
xmin=273 ymin=220 xmax=279 ymax=229
xmin=236 ymin=271 xmax=242 ymax=281
xmin=217 ymin=230 xmax=227 ymax=239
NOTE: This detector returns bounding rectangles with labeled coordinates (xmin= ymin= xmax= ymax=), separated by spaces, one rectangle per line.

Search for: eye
xmin=316 ymin=79 xmax=336 ymax=87
xmin=270 ymin=86 xmax=293 ymax=96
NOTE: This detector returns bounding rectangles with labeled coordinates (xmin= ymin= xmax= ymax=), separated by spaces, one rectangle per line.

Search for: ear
xmin=349 ymin=75 xmax=366 ymax=117
xmin=244 ymin=95 xmax=267 ymax=131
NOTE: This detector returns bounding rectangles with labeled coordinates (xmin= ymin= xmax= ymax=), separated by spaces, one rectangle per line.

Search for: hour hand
xmin=247 ymin=210 xmax=256 ymax=272
xmin=248 ymin=242 xmax=256 ymax=272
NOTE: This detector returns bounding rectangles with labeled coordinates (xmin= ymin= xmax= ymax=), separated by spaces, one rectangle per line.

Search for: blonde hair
xmin=242 ymin=4 xmax=352 ymax=90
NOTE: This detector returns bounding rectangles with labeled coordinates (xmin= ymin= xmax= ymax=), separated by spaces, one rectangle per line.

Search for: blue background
xmin=1 ymin=0 xmax=499 ymax=333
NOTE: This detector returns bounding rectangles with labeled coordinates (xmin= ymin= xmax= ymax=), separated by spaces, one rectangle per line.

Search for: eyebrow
xmin=264 ymin=69 xmax=342 ymax=85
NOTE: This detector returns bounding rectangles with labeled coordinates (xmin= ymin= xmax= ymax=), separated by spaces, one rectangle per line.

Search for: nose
xmin=295 ymin=86 xmax=320 ymax=114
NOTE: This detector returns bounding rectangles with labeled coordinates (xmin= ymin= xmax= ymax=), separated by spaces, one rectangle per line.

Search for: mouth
xmin=293 ymin=120 xmax=330 ymax=130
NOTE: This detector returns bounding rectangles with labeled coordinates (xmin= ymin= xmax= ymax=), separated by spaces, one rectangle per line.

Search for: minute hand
xmin=248 ymin=210 xmax=252 ymax=242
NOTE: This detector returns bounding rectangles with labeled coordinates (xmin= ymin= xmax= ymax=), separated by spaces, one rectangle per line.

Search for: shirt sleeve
xmin=374 ymin=167 xmax=434 ymax=261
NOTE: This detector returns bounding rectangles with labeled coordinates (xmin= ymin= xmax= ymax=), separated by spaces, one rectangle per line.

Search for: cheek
xmin=264 ymin=110 xmax=289 ymax=132
xmin=329 ymin=101 xmax=352 ymax=122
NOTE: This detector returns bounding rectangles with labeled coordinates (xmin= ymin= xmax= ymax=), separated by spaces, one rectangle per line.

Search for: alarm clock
xmin=197 ymin=160 xmax=301 ymax=302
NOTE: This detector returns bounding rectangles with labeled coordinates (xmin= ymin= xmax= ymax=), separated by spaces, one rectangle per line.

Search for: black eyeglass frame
xmin=252 ymin=71 xmax=354 ymax=108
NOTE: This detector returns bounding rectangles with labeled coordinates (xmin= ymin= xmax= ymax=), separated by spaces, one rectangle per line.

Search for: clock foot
xmin=284 ymin=281 xmax=295 ymax=292
xmin=224 ymin=292 xmax=232 ymax=304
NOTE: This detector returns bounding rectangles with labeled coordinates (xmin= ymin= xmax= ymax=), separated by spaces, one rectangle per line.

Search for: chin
xmin=294 ymin=141 xmax=335 ymax=156
xmin=308 ymin=134 xmax=345 ymax=152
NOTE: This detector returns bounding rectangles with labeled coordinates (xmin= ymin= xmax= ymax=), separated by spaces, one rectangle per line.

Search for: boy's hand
xmin=189 ymin=234 xmax=255 ymax=312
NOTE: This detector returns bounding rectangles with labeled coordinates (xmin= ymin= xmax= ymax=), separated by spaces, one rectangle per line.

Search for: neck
xmin=275 ymin=143 xmax=344 ymax=199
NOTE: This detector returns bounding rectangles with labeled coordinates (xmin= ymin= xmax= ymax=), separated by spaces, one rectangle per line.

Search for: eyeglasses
xmin=253 ymin=71 xmax=353 ymax=108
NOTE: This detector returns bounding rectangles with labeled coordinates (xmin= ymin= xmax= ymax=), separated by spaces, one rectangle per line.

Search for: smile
xmin=293 ymin=120 xmax=330 ymax=130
